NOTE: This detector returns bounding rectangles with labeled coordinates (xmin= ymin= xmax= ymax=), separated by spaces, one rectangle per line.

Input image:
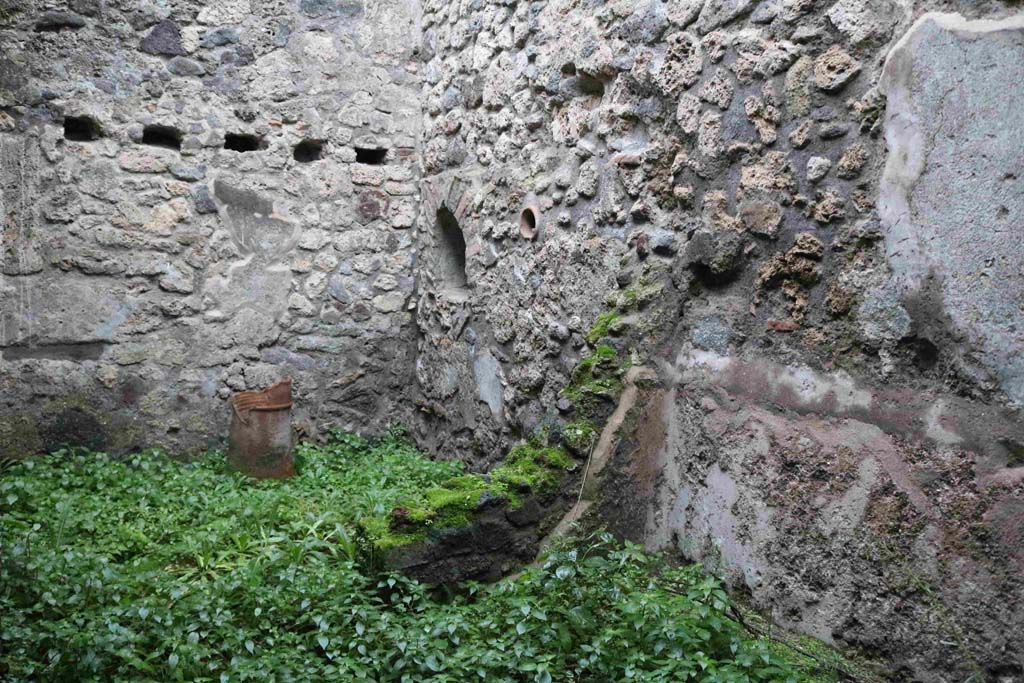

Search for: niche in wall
xmin=435 ymin=206 xmax=468 ymax=291
xmin=293 ymin=139 xmax=324 ymax=162
xmin=520 ymin=207 xmax=538 ymax=240
xmin=141 ymin=124 xmax=182 ymax=150
xmin=355 ymin=147 xmax=387 ymax=165
xmin=224 ymin=133 xmax=263 ymax=152
xmin=63 ymin=115 xmax=102 ymax=141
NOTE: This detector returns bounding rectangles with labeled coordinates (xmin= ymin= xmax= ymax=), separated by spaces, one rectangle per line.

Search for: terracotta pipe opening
xmin=520 ymin=207 xmax=538 ymax=240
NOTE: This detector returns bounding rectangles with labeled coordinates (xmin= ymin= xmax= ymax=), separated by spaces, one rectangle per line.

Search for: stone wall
xmin=3 ymin=0 xmax=1024 ymax=677
xmin=406 ymin=0 xmax=1024 ymax=677
xmin=410 ymin=0 xmax=629 ymax=467
xmin=0 ymin=0 xmax=423 ymax=456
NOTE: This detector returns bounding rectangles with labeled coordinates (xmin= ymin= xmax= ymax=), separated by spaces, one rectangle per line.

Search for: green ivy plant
xmin=1 ymin=433 xmax=829 ymax=682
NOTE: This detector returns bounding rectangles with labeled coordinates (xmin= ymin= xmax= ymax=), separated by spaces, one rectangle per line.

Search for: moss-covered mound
xmin=360 ymin=440 xmax=577 ymax=551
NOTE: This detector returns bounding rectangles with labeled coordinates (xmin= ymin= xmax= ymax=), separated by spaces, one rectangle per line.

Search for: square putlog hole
xmin=63 ymin=116 xmax=103 ymax=141
xmin=141 ymin=124 xmax=182 ymax=150
xmin=354 ymin=147 xmax=387 ymax=165
xmin=293 ymin=139 xmax=324 ymax=163
xmin=224 ymin=133 xmax=263 ymax=152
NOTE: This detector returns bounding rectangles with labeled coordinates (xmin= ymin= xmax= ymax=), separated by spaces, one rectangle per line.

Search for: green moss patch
xmin=743 ymin=607 xmax=889 ymax=683
xmin=492 ymin=442 xmax=573 ymax=493
xmin=607 ymin=280 xmax=664 ymax=312
xmin=0 ymin=414 xmax=42 ymax=459
xmin=586 ymin=312 xmax=621 ymax=345
xmin=364 ymin=442 xmax=575 ymax=550
xmin=562 ymin=419 xmax=598 ymax=455
xmin=562 ymin=344 xmax=630 ymax=417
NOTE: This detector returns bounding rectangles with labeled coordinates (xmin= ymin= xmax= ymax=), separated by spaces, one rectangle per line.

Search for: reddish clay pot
xmin=227 ymin=379 xmax=295 ymax=479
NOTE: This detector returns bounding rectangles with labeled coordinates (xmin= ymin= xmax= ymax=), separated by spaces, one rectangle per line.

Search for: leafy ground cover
xmin=1 ymin=432 xmax=841 ymax=682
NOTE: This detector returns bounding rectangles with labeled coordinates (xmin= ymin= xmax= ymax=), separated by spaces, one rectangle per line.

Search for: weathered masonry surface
xmin=3 ymin=0 xmax=1024 ymax=680
xmin=1 ymin=0 xmax=422 ymax=455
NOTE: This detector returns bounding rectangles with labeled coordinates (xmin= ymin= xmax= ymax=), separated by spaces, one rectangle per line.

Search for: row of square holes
xmin=63 ymin=116 xmax=387 ymax=164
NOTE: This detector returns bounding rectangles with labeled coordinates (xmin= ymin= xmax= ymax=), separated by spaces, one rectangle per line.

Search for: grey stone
xmin=159 ymin=266 xmax=195 ymax=294
xmin=784 ymin=56 xmax=813 ymax=117
xmin=70 ymin=0 xmax=101 ymax=16
xmin=140 ymin=20 xmax=186 ymax=56
xmin=818 ymin=122 xmax=849 ymax=139
xmin=813 ymin=46 xmax=861 ymax=92
xmin=192 ymin=186 xmax=218 ymax=214
xmin=695 ymin=0 xmax=758 ymax=34
xmin=750 ymin=0 xmax=779 ymax=23
xmin=790 ymin=24 xmax=822 ymax=43
xmin=473 ymin=348 xmax=503 ymax=419
xmin=35 ymin=12 xmax=87 ymax=32
xmin=666 ymin=0 xmax=705 ymax=28
xmin=806 ymin=156 xmax=831 ymax=183
xmin=167 ymin=57 xmax=205 ymax=77
xmin=690 ymin=316 xmax=732 ymax=352
xmin=547 ymin=321 xmax=570 ymax=341
xmin=576 ymin=159 xmax=599 ymax=198
xmin=231 ymin=45 xmax=256 ymax=66
xmin=170 ymin=164 xmax=207 ymax=182
xmin=856 ymin=284 xmax=911 ymax=344
xmin=650 ymin=229 xmax=678 ymax=255
xmin=686 ymin=229 xmax=743 ymax=278
xmin=298 ymin=0 xmax=361 ymax=17
xmin=201 ymin=28 xmax=240 ymax=47
xmin=810 ymin=106 xmax=836 ymax=122
xmin=826 ymin=0 xmax=897 ymax=45
xmin=327 ymin=275 xmax=350 ymax=303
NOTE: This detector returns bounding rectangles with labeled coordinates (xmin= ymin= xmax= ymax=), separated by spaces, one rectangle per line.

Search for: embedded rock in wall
xmin=878 ymin=12 xmax=1024 ymax=403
